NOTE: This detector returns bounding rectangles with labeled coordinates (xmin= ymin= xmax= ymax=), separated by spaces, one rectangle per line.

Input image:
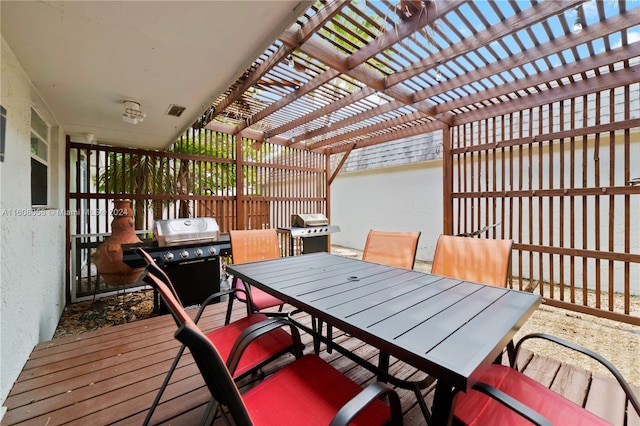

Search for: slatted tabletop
xmin=228 ymin=253 xmax=541 ymax=388
xmin=227 ymin=252 xmax=542 ymax=423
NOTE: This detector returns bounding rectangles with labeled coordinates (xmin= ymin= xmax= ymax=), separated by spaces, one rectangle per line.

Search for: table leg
xmin=313 ymin=317 xmax=321 ymax=354
xmin=431 ymin=382 xmax=455 ymax=426
xmin=378 ymin=352 xmax=390 ymax=383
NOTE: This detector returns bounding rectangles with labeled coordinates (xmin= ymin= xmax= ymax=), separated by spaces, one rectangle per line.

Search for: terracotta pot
xmin=93 ymin=200 xmax=144 ymax=287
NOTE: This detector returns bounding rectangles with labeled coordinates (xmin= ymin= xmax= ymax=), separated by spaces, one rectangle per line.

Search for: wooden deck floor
xmin=3 ymin=299 xmax=639 ymax=426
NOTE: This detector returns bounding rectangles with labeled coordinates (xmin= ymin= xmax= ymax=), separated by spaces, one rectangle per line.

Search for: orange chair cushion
xmin=208 ymin=313 xmax=292 ymax=378
xmin=454 ymin=364 xmax=610 ymax=426
xmin=243 ymin=354 xmax=391 ymax=425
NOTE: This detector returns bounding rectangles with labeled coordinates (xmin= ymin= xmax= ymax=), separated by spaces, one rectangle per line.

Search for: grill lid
xmin=291 ymin=213 xmax=329 ymax=227
xmin=153 ymin=217 xmax=219 ymax=247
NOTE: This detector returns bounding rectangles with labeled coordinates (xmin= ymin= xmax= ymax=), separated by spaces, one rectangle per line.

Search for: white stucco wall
xmin=330 ymin=160 xmax=444 ymax=262
xmin=1 ymin=37 xmax=66 ymax=410
xmin=330 ymin=136 xmax=640 ymax=296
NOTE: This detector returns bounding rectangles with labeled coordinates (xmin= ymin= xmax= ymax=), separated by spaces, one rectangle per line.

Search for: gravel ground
xmin=53 ymin=289 xmax=157 ymax=339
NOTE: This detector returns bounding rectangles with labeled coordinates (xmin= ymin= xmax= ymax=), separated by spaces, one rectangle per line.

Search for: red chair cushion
xmin=235 ymin=280 xmax=284 ymax=310
xmin=207 ymin=313 xmax=292 ymax=378
xmin=243 ymin=355 xmax=391 ymax=425
xmin=454 ymin=364 xmax=610 ymax=426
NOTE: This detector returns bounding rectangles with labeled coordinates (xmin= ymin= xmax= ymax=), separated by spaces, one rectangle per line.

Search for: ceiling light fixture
xmin=82 ymin=133 xmax=95 ymax=144
xmin=122 ymin=100 xmax=146 ymax=125
xmin=572 ymin=8 xmax=583 ymax=34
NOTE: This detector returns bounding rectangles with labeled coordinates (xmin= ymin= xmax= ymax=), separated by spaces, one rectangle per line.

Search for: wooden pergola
xmin=194 ymin=0 xmax=640 ymax=325
xmin=67 ymin=1 xmax=639 ymax=323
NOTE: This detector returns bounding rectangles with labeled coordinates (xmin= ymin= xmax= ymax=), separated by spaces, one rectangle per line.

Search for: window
xmin=31 ymin=108 xmax=49 ymax=206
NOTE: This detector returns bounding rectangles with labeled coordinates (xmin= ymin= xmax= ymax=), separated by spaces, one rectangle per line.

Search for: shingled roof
xmin=335 ymin=131 xmax=442 ymax=172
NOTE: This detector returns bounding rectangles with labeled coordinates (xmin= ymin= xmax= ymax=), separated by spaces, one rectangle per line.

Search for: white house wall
xmin=1 ymin=37 xmax=66 ymax=411
xmin=331 ymin=160 xmax=444 ymax=262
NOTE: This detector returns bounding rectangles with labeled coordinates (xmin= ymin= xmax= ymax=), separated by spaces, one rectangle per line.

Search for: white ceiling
xmin=1 ymin=1 xmax=309 ymax=150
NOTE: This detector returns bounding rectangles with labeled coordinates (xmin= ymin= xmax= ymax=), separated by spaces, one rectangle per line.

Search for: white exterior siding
xmin=1 ymin=37 xmax=66 ymax=409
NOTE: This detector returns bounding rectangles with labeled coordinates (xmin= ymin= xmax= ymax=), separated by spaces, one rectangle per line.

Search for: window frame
xmin=30 ymin=107 xmax=50 ymax=207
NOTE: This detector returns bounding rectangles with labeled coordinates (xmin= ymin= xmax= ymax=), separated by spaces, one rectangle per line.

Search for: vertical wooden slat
xmin=74 ymin=148 xmax=82 ymax=236
xmin=570 ymin=98 xmax=577 ymax=304
xmin=443 ymin=125 xmax=453 ymax=235
xmin=65 ymin=136 xmax=72 ymax=302
xmin=517 ymin=111 xmax=524 ymax=291
xmin=528 ymin=108 xmax=534 ymax=295
xmin=485 ymin=118 xmax=491 ymax=235
xmin=457 ymin=126 xmax=461 ymax=235
xmin=500 ymin=116 xmax=506 ymax=239
xmin=623 ymin=85 xmax=631 ymax=314
xmin=608 ymin=88 xmax=616 ymax=311
xmin=236 ymin=135 xmax=245 ymax=229
xmin=582 ymin=94 xmax=589 ymax=306
xmin=471 ymin=122 xmax=477 ymax=235
xmin=594 ymin=92 xmax=601 ymax=308
xmin=559 ymin=100 xmax=566 ymax=301
xmin=548 ymin=103 xmax=554 ymax=300
xmin=462 ymin=125 xmax=468 ymax=235
xmin=537 ymin=106 xmax=544 ymax=296
xmin=128 ymin=151 xmax=133 ymax=201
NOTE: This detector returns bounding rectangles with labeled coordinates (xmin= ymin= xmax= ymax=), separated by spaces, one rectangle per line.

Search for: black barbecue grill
xmin=277 ymin=214 xmax=340 ymax=256
xmin=123 ymin=218 xmax=230 ymax=313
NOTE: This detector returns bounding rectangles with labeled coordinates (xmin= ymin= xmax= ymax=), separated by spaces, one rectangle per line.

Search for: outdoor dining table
xmin=226 ymin=252 xmax=541 ymax=425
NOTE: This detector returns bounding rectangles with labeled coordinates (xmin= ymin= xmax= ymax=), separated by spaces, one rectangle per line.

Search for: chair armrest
xmin=225 ymin=317 xmax=304 ymax=375
xmin=195 ymin=287 xmax=251 ymax=322
xmin=329 ymin=382 xmax=403 ymax=426
xmin=515 ymin=333 xmax=640 ymax=417
xmin=469 ymin=382 xmax=553 ymax=426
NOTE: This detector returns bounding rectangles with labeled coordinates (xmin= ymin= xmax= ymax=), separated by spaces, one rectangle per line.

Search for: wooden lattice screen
xmin=67 ymin=129 xmax=327 ymax=234
xmin=66 ymin=129 xmax=326 ymax=299
xmin=444 ymin=85 xmax=640 ymax=325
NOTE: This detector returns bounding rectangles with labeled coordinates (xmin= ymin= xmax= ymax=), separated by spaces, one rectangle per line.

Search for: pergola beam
xmin=453 ymin=65 xmax=640 ymax=126
xmin=199 ymin=0 xmax=344 ymax=129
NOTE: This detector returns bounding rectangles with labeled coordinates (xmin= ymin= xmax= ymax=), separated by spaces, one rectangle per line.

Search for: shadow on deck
xmin=3 ymin=299 xmax=638 ymax=425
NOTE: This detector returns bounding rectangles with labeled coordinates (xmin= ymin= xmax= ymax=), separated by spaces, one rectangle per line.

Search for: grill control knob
xmin=164 ymin=252 xmax=174 ymax=262
xmin=208 ymin=247 xmax=217 ymax=255
xmin=180 ymin=250 xmax=189 ymax=259
xmin=195 ymin=248 xmax=203 ymax=257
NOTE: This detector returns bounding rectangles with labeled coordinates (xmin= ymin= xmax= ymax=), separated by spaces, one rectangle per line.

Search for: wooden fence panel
xmin=446 ymin=84 xmax=640 ymax=325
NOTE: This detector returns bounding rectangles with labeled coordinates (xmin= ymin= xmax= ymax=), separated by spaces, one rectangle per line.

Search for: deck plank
xmin=1 ymin=299 xmax=634 ymax=426
xmin=628 ymin=384 xmax=640 ymax=426
xmin=549 ymin=362 xmax=591 ymax=406
xmin=585 ymin=373 xmax=627 ymax=425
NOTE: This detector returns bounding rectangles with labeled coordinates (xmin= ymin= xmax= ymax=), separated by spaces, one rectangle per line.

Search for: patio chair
xmin=145 ymin=263 xmax=404 ymax=426
xmin=362 ymin=229 xmax=421 ymax=270
xmin=431 ymin=234 xmax=515 ymax=364
xmin=226 ymin=229 xmax=285 ymax=324
xmin=431 ymin=234 xmax=513 ymax=287
xmin=136 ymin=248 xmax=299 ymax=426
xmin=452 ymin=332 xmax=640 ymax=426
